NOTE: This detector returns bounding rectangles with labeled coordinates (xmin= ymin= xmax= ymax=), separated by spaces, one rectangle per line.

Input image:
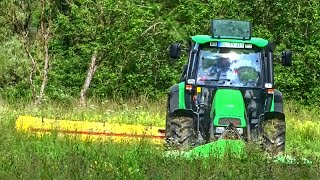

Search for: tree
xmin=1 ymin=0 xmax=53 ymax=105
xmin=35 ymin=0 xmax=51 ymax=105
xmin=79 ymin=52 xmax=99 ymax=106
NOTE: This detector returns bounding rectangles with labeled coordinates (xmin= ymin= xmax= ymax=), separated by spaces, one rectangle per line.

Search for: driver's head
xmin=217 ymin=48 xmax=231 ymax=69
xmin=217 ymin=57 xmax=231 ymax=69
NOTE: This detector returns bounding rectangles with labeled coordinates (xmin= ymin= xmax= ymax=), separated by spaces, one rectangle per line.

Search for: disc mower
xmin=165 ymin=19 xmax=292 ymax=157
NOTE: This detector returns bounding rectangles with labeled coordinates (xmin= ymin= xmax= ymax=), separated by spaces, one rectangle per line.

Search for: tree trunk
xmin=36 ymin=33 xmax=49 ymax=105
xmin=79 ymin=52 xmax=99 ymax=107
xmin=35 ymin=0 xmax=49 ymax=105
xmin=22 ymin=32 xmax=37 ymax=102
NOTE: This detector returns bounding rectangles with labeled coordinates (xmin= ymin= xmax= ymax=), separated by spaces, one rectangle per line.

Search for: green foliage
xmin=48 ymin=0 xmax=182 ymax=99
xmin=237 ymin=66 xmax=259 ymax=85
xmin=0 ymin=0 xmax=319 ymax=105
xmin=0 ymin=37 xmax=29 ymax=87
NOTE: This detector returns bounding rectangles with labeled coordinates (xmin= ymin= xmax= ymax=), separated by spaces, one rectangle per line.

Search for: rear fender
xmin=260 ymin=111 xmax=285 ymax=122
xmin=258 ymin=111 xmax=285 ymax=133
xmin=167 ymin=82 xmax=192 ymax=114
xmin=172 ymin=109 xmax=195 ymax=118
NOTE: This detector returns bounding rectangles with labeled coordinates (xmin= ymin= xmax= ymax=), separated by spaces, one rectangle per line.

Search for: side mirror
xmin=169 ymin=43 xmax=181 ymax=59
xmin=281 ymin=50 xmax=292 ymax=66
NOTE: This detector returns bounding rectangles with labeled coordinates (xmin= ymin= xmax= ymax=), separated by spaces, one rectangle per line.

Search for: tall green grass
xmin=0 ymin=99 xmax=320 ymax=179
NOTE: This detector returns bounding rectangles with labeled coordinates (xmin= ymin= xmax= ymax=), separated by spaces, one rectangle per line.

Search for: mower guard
xmin=165 ymin=139 xmax=246 ymax=159
xmin=164 ymin=139 xmax=313 ymax=165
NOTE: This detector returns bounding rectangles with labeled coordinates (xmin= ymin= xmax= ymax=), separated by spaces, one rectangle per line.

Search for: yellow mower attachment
xmin=15 ymin=116 xmax=166 ymax=144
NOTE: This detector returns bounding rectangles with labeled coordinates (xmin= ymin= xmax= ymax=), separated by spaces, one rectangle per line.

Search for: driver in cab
xmin=207 ymin=48 xmax=234 ymax=80
xmin=199 ymin=48 xmax=260 ymax=87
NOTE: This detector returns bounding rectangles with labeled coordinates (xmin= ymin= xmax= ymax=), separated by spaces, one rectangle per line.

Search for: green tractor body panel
xmin=271 ymin=94 xmax=275 ymax=111
xmin=191 ymin=35 xmax=269 ymax=47
xmin=178 ymin=82 xmax=186 ymax=109
xmin=211 ymin=89 xmax=247 ymax=128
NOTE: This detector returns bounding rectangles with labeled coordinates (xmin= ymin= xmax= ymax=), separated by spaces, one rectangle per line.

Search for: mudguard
xmin=258 ymin=111 xmax=285 ymax=133
xmin=271 ymin=89 xmax=284 ymax=112
xmin=167 ymin=82 xmax=193 ymax=117
xmin=259 ymin=111 xmax=285 ymax=122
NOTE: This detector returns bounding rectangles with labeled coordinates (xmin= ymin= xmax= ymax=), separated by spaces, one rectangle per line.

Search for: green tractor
xmin=165 ymin=19 xmax=292 ymax=157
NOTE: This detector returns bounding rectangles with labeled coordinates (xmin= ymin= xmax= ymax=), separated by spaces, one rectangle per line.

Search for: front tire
xmin=261 ymin=119 xmax=286 ymax=156
xmin=166 ymin=116 xmax=195 ymax=149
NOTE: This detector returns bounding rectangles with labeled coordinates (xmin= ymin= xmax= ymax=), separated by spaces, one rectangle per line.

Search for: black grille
xmin=218 ymin=118 xmax=241 ymax=126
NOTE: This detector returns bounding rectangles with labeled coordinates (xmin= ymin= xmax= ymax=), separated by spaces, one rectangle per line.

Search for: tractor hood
xmin=210 ymin=89 xmax=247 ymax=127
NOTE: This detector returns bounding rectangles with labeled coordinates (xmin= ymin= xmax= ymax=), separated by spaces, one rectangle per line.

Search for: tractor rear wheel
xmin=167 ymin=116 xmax=195 ymax=149
xmin=261 ymin=119 xmax=286 ymax=156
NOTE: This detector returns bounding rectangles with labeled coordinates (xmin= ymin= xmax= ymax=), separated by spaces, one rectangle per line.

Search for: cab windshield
xmin=196 ymin=47 xmax=263 ymax=88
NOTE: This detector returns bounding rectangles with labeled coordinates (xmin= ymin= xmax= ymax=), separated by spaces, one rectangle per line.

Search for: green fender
xmin=168 ymin=82 xmax=193 ymax=116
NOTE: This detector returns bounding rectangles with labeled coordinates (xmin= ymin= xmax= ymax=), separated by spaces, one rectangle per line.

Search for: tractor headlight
xmin=215 ymin=127 xmax=225 ymax=134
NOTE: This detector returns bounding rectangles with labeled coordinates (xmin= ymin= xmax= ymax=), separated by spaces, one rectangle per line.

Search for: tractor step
xmin=15 ymin=116 xmax=166 ymax=144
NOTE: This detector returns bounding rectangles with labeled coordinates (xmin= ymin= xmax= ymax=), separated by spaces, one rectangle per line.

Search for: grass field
xmin=1 ymin=98 xmax=320 ymax=179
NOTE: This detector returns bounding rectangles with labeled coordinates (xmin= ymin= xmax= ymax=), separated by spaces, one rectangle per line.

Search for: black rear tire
xmin=261 ymin=119 xmax=286 ymax=156
xmin=166 ymin=116 xmax=195 ymax=149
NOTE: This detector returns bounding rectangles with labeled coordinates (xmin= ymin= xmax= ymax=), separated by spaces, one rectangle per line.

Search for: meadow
xmin=1 ymin=0 xmax=320 ymax=179
xmin=0 ymin=98 xmax=320 ymax=179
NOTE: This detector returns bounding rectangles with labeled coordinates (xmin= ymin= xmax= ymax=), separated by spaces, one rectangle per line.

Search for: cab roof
xmin=191 ymin=35 xmax=269 ymax=48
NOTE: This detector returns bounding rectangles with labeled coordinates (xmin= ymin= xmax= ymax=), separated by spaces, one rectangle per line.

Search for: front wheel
xmin=166 ymin=116 xmax=195 ymax=149
xmin=260 ymin=119 xmax=286 ymax=156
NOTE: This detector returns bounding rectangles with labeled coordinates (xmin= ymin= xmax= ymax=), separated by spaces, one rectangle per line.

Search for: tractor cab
xmin=166 ymin=19 xmax=292 ymax=156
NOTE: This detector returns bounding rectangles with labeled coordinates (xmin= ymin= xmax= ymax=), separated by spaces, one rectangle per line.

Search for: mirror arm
xmin=273 ymin=53 xmax=282 ymax=62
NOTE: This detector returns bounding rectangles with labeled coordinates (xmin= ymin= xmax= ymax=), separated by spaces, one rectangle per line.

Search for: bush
xmin=0 ymin=0 xmax=319 ymax=105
